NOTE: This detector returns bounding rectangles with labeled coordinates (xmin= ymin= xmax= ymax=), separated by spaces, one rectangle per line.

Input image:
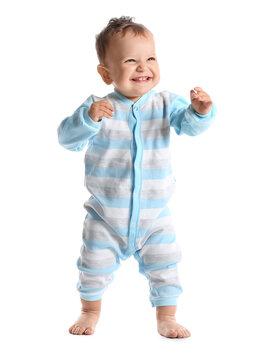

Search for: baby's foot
xmin=69 ymin=309 xmax=100 ymax=335
xmin=157 ymin=316 xmax=191 ymax=338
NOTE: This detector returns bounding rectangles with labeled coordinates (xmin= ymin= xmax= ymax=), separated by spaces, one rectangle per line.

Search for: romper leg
xmin=134 ymin=211 xmax=183 ymax=307
xmin=76 ymin=210 xmax=122 ymax=301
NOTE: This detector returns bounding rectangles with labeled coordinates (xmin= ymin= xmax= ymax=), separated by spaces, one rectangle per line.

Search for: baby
xmin=57 ymin=16 xmax=216 ymax=338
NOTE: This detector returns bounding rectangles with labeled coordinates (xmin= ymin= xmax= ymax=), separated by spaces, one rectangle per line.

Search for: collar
xmin=111 ymin=88 xmax=154 ymax=108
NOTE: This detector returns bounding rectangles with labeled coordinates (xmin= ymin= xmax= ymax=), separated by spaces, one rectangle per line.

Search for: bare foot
xmin=69 ymin=309 xmax=100 ymax=335
xmin=157 ymin=316 xmax=191 ymax=338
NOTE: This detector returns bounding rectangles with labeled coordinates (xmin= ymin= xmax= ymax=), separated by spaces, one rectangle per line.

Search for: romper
xmin=57 ymin=89 xmax=217 ymax=307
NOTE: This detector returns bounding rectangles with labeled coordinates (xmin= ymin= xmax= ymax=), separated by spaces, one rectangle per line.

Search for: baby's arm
xmin=170 ymin=88 xmax=217 ymax=136
xmin=57 ymin=98 xmax=113 ymax=151
xmin=57 ymin=96 xmax=99 ymax=151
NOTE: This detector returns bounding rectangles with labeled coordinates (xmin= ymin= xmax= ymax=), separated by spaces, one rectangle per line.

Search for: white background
xmin=1 ymin=0 xmax=269 ymax=358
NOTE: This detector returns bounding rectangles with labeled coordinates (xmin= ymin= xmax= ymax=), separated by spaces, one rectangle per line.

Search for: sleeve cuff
xmin=191 ymin=103 xmax=217 ymax=119
xmin=84 ymin=109 xmax=102 ymax=129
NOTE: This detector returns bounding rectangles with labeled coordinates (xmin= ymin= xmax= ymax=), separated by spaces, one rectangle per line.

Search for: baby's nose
xmin=136 ymin=63 xmax=146 ymax=71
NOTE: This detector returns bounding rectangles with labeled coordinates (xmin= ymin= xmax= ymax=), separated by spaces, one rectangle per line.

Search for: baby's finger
xmin=190 ymin=90 xmax=199 ymax=100
xmin=99 ymin=100 xmax=114 ymax=112
xmin=193 ymin=86 xmax=203 ymax=93
xmin=196 ymin=94 xmax=212 ymax=103
xmin=100 ymin=104 xmax=114 ymax=115
xmin=100 ymin=109 xmax=114 ymax=119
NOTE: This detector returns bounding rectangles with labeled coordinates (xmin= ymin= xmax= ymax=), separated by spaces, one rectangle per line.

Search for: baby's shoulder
xmin=153 ymin=90 xmax=179 ymax=104
xmin=87 ymin=94 xmax=107 ymax=103
xmin=148 ymin=90 xmax=179 ymax=107
xmin=89 ymin=93 xmax=123 ymax=108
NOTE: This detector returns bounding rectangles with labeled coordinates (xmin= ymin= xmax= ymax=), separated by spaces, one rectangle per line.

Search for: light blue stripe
xmin=77 ymin=257 xmax=120 ymax=274
xmin=141 ymin=261 xmax=178 ymax=272
xmin=109 ymin=226 xmax=129 ymax=242
xmin=142 ymin=166 xmax=172 ymax=179
xmin=157 ymin=206 xmax=171 ymax=218
xmin=151 ymin=285 xmax=183 ymax=297
xmin=150 ymin=296 xmax=179 ymax=307
xmin=140 ymin=197 xmax=172 ymax=209
xmin=139 ymin=107 xmax=170 ymax=121
xmin=94 ymin=137 xmax=131 ymax=149
xmin=111 ymin=226 xmax=129 ymax=237
xmin=144 ymin=233 xmax=176 ymax=245
xmin=80 ymin=293 xmax=104 ymax=301
xmin=85 ymin=165 xmax=132 ymax=178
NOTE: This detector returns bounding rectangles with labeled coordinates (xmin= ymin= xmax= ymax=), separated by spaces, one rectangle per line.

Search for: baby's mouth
xmin=132 ymin=76 xmax=151 ymax=82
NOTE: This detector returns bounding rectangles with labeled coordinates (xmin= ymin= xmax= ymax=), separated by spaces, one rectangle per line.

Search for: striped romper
xmin=57 ymin=89 xmax=216 ymax=307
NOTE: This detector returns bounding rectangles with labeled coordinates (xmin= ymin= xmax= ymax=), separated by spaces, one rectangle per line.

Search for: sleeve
xmin=169 ymin=93 xmax=217 ymax=136
xmin=57 ymin=95 xmax=101 ymax=151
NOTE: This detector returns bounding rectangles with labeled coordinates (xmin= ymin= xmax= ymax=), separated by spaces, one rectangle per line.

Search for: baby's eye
xmin=148 ymin=57 xmax=156 ymax=61
xmin=125 ymin=59 xmax=136 ymax=63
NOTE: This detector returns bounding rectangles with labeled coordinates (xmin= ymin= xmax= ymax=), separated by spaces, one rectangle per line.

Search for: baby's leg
xmin=69 ymin=211 xmax=121 ymax=335
xmin=69 ymin=298 xmax=101 ymax=335
xmin=134 ymin=209 xmax=190 ymax=338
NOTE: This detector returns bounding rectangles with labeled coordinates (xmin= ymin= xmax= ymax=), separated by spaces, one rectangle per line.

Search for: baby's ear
xmin=97 ymin=64 xmax=113 ymax=85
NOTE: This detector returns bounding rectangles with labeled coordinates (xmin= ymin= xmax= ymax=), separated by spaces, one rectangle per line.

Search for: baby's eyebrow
xmin=121 ymin=54 xmax=157 ymax=61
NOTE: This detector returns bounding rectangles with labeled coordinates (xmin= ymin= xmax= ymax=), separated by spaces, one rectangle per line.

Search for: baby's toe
xmin=69 ymin=325 xmax=76 ymax=334
xmin=72 ymin=325 xmax=81 ymax=335
xmin=76 ymin=326 xmax=86 ymax=335
xmin=84 ymin=327 xmax=94 ymax=335
xmin=178 ymin=326 xmax=191 ymax=338
xmin=167 ymin=329 xmax=178 ymax=338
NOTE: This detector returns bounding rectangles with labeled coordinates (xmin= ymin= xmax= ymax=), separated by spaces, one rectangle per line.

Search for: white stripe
xmin=86 ymin=148 xmax=132 ymax=161
xmin=141 ymin=116 xmax=170 ymax=131
xmin=146 ymin=267 xmax=181 ymax=288
xmin=139 ymin=242 xmax=182 ymax=264
xmin=142 ymin=147 xmax=170 ymax=161
xmin=79 ymin=272 xmax=113 ymax=289
xmin=142 ymin=174 xmax=175 ymax=190
xmin=85 ymin=153 xmax=132 ymax=168
xmin=85 ymin=175 xmax=132 ymax=189
xmin=141 ymin=91 xmax=171 ymax=111
xmin=105 ymin=118 xmax=130 ymax=131
xmin=139 ymin=207 xmax=165 ymax=220
xmin=80 ymin=245 xmax=117 ymax=269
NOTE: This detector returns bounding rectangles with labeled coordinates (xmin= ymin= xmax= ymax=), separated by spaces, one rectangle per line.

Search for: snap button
xmin=134 ymin=106 xmax=138 ymax=111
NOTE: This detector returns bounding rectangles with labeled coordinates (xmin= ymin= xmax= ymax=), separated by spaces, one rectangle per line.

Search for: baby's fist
xmin=190 ymin=87 xmax=213 ymax=115
xmin=89 ymin=100 xmax=114 ymax=122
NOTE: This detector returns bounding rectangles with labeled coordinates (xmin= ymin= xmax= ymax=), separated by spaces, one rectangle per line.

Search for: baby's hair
xmin=95 ymin=16 xmax=150 ymax=63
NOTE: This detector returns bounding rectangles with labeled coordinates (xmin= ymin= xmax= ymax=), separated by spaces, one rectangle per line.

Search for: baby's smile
xmin=131 ymin=76 xmax=152 ymax=82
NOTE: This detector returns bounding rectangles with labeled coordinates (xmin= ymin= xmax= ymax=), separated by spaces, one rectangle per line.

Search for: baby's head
xmin=95 ymin=16 xmax=160 ymax=102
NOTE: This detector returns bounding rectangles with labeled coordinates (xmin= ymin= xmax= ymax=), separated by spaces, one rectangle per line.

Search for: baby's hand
xmin=88 ymin=100 xmax=114 ymax=122
xmin=190 ymin=87 xmax=213 ymax=115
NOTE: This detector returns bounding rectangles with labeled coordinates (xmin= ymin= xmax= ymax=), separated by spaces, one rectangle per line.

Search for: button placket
xmin=128 ymin=104 xmax=142 ymax=250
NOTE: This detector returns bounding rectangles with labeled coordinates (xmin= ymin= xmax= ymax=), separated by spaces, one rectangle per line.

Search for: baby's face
xmin=101 ymin=31 xmax=160 ymax=102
